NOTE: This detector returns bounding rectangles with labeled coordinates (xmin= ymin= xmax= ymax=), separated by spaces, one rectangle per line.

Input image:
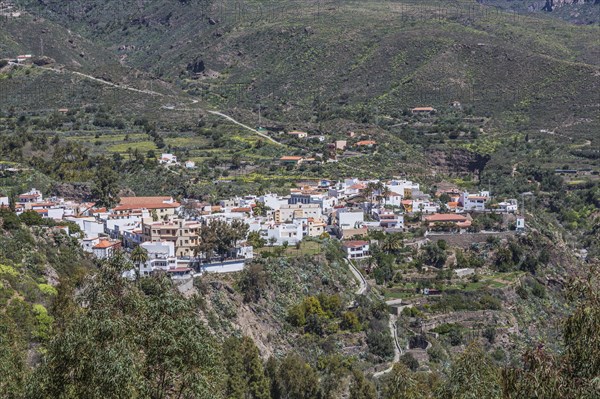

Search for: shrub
xmin=0 ymin=209 xmax=21 ymax=230
xmin=340 ymin=311 xmax=361 ymax=332
xmin=0 ymin=264 xmax=19 ymax=277
xmin=516 ymin=285 xmax=528 ymax=299
xmin=483 ymin=326 xmax=497 ymax=344
xmin=38 ymin=283 xmax=58 ymax=296
xmin=530 ymin=280 xmax=546 ymax=299
xmin=400 ymin=352 xmax=419 ymax=371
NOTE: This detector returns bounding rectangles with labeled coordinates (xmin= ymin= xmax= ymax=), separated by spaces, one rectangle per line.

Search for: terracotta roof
xmin=93 ymin=240 xmax=119 ymax=249
xmin=32 ymin=202 xmax=55 ymax=207
xmin=232 ymin=207 xmax=252 ymax=213
xmin=402 ymin=200 xmax=413 ymax=205
xmin=447 ymin=202 xmax=459 ymax=208
xmin=425 ymin=214 xmax=468 ymax=222
xmin=412 ymin=107 xmax=435 ymax=111
xmin=349 ymin=183 xmax=366 ymax=190
xmin=343 ymin=240 xmax=369 ymax=248
xmin=19 ymin=194 xmax=41 ymax=199
xmin=115 ymin=197 xmax=179 ymax=211
xmin=355 ymin=140 xmax=377 ymax=146
xmin=280 ymin=156 xmax=303 ymax=161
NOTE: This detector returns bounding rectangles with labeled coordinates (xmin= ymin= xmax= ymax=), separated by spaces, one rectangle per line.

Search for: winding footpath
xmin=345 ymin=259 xmax=367 ymax=296
xmin=372 ymin=312 xmax=402 ymax=377
xmin=344 ymin=259 xmax=402 ymax=377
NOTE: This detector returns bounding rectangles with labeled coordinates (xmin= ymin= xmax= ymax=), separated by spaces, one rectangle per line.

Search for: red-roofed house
xmin=383 ymin=191 xmax=403 ymax=207
xmin=411 ymin=106 xmax=436 ymax=115
xmin=113 ymin=196 xmax=180 ymax=218
xmin=92 ymin=239 xmax=121 ymax=259
xmin=424 ymin=213 xmax=472 ymax=231
xmin=280 ymin=156 xmax=303 ymax=165
xmin=355 ymin=140 xmax=377 ymax=147
xmin=342 ymin=240 xmax=370 ymax=259
xmin=18 ymin=188 xmax=42 ymax=203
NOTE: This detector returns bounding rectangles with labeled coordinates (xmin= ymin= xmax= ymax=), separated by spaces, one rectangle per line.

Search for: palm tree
xmin=130 ymin=246 xmax=149 ymax=277
xmin=379 ymin=183 xmax=392 ymax=205
xmin=365 ymin=182 xmax=379 ymax=213
xmin=381 ymin=233 xmax=403 ymax=254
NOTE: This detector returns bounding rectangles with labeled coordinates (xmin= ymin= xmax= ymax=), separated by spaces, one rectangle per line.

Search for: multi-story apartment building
xmin=141 ymin=218 xmax=201 ymax=258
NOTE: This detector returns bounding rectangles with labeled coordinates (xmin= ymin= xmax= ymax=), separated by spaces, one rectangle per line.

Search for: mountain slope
xmin=9 ymin=0 xmax=598 ymax=137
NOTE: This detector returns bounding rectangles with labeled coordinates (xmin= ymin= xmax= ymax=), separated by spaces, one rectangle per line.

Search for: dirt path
xmin=207 ymin=111 xmax=284 ymax=146
xmin=39 ymin=65 xmax=165 ymax=96
xmin=37 ymin=65 xmax=286 ymax=146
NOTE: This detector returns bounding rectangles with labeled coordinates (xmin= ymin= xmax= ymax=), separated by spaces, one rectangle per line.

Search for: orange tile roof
xmin=93 ymin=240 xmax=119 ymax=249
xmin=355 ymin=140 xmax=377 ymax=146
xmin=349 ymin=183 xmax=366 ymax=190
xmin=115 ymin=197 xmax=180 ymax=211
xmin=447 ymin=202 xmax=459 ymax=208
xmin=343 ymin=240 xmax=369 ymax=248
xmin=280 ymin=156 xmax=303 ymax=161
xmin=412 ymin=107 xmax=435 ymax=111
xmin=425 ymin=214 xmax=467 ymax=222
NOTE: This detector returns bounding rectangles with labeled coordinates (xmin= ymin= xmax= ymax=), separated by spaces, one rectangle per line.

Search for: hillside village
xmin=2 ymin=177 xmax=524 ymax=280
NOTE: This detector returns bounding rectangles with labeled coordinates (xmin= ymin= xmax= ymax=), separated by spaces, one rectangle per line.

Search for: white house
xmin=81 ymin=236 xmax=101 ymax=253
xmin=159 ymin=153 xmax=178 ymax=165
xmin=383 ymin=191 xmax=403 ymax=207
xmin=460 ymin=191 xmax=491 ymax=211
xmin=337 ymin=209 xmax=365 ymax=230
xmin=412 ymin=200 xmax=439 ymax=214
xmin=0 ymin=196 xmax=9 ymax=207
xmin=378 ymin=211 xmax=404 ymax=230
xmin=185 ymin=160 xmax=196 ymax=169
xmin=18 ymin=188 xmax=43 ymax=203
xmin=137 ymin=241 xmax=177 ymax=276
xmin=265 ymin=222 xmax=303 ymax=246
xmin=92 ymin=239 xmax=121 ymax=259
xmin=498 ymin=200 xmax=518 ymax=213
xmin=342 ymin=240 xmax=371 ymax=259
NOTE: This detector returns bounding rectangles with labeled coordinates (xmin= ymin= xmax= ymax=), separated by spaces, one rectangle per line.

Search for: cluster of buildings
xmin=2 ymin=179 xmax=522 ymax=276
xmin=158 ymin=153 xmax=196 ymax=169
